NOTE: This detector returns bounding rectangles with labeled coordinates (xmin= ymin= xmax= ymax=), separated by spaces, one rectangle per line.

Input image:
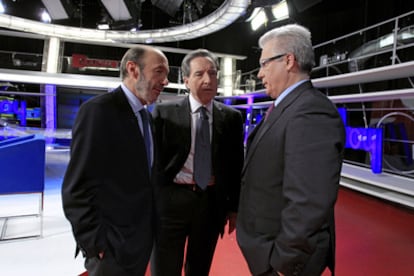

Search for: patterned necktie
xmin=193 ymin=106 xmax=211 ymax=190
xmin=139 ymin=108 xmax=152 ymax=173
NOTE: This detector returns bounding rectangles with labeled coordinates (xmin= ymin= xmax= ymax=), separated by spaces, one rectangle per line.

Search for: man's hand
xmin=98 ymin=251 xmax=104 ymax=259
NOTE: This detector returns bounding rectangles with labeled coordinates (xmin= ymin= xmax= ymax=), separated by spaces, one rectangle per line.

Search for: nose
xmin=202 ymin=73 xmax=211 ymax=84
xmin=257 ymin=68 xmax=264 ymax=79
xmin=162 ymin=77 xmax=169 ymax=86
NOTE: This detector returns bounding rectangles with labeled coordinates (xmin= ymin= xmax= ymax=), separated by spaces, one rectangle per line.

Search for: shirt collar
xmin=274 ymin=79 xmax=308 ymax=107
xmin=189 ymin=93 xmax=213 ymax=114
xmin=121 ymin=83 xmax=145 ymax=114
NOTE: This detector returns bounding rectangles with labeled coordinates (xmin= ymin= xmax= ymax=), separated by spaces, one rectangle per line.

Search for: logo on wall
xmin=71 ymin=54 xmax=120 ymax=71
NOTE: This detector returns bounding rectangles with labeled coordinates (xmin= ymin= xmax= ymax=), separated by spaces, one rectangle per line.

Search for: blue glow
xmin=222 ymin=102 xmax=384 ymax=174
xmin=244 ymin=96 xmax=254 ymax=145
xmin=45 ymin=84 xmax=56 ymax=129
xmin=339 ymin=107 xmax=383 ymax=174
xmin=0 ymin=98 xmax=27 ymax=126
xmin=337 ymin=107 xmax=347 ymax=125
xmin=345 ymin=127 xmax=383 ymax=173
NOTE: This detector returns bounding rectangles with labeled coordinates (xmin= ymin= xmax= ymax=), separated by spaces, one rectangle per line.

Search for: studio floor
xmin=1 ymin=149 xmax=414 ymax=276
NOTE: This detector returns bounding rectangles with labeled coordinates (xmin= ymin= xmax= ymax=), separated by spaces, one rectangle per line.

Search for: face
xmin=184 ymin=56 xmax=218 ymax=105
xmin=257 ymin=41 xmax=291 ymax=99
xmin=130 ymin=50 xmax=169 ymax=105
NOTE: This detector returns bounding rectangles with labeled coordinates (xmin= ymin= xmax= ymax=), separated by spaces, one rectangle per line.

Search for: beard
xmin=135 ymin=74 xmax=156 ymax=104
xmin=135 ymin=74 xmax=150 ymax=93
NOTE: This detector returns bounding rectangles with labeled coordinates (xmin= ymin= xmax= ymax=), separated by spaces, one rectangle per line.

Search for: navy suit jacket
xmin=62 ymin=86 xmax=157 ymax=270
xmin=152 ymin=96 xmax=244 ymax=233
xmin=237 ymin=81 xmax=345 ymax=276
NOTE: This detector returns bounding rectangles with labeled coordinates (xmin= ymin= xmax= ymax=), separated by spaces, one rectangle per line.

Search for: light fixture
xmin=271 ymin=0 xmax=289 ymax=22
xmin=246 ymin=1 xmax=289 ymax=31
xmin=379 ymin=34 xmax=394 ymax=48
xmin=250 ymin=8 xmax=267 ymax=31
xmin=97 ymin=23 xmax=111 ymax=30
xmin=0 ymin=68 xmax=186 ymax=90
xmin=0 ymin=1 xmax=5 ymax=14
xmin=41 ymin=0 xmax=70 ymax=20
xmin=100 ymin=0 xmax=132 ymax=21
xmin=41 ymin=9 xmax=51 ymax=23
xmin=0 ymin=0 xmax=249 ymax=43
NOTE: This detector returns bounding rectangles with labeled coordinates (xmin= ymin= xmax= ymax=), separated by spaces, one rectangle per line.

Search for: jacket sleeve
xmin=61 ymin=102 xmax=108 ymax=258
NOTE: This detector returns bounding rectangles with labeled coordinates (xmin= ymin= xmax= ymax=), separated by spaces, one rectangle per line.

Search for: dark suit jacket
xmin=237 ymin=81 xmax=345 ymax=276
xmin=152 ymin=96 xmax=244 ymax=233
xmin=62 ymin=86 xmax=156 ymax=271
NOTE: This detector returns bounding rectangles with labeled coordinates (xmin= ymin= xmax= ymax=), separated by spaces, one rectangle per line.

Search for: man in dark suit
xmin=237 ymin=24 xmax=345 ymax=276
xmin=151 ymin=49 xmax=244 ymax=276
xmin=62 ymin=45 xmax=169 ymax=276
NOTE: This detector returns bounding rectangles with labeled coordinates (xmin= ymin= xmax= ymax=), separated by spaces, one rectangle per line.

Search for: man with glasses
xmin=237 ymin=24 xmax=345 ymax=276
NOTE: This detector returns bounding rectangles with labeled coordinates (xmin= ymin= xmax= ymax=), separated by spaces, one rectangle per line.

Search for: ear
xmin=127 ymin=61 xmax=140 ymax=79
xmin=286 ymin=54 xmax=296 ymax=71
xmin=183 ymin=77 xmax=189 ymax=89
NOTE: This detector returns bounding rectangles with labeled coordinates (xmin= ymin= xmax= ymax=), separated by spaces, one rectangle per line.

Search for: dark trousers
xmin=151 ymin=184 xmax=220 ymax=276
xmin=85 ymin=250 xmax=148 ymax=276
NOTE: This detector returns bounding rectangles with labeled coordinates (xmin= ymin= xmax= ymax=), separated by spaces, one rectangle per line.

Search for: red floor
xmin=84 ymin=187 xmax=414 ymax=275
xmin=211 ymin=188 xmax=414 ymax=275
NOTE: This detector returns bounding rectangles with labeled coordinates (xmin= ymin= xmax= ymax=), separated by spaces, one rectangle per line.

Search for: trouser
xmin=151 ymin=183 xmax=220 ymax=276
xmin=85 ymin=250 xmax=148 ymax=276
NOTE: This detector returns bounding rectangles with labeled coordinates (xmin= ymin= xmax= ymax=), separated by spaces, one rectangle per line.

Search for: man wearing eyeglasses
xmin=237 ymin=24 xmax=345 ymax=276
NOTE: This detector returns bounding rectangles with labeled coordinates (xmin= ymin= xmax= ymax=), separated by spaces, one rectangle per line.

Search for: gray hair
xmin=181 ymin=49 xmax=219 ymax=78
xmin=119 ymin=46 xmax=147 ymax=80
xmin=259 ymin=24 xmax=315 ymax=73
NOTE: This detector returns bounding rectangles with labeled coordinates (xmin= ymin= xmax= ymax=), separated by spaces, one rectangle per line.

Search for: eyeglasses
xmin=259 ymin=53 xmax=287 ymax=68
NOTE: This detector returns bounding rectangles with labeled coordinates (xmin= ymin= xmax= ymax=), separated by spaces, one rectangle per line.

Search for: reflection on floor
xmin=1 ymin=149 xmax=414 ymax=275
xmin=0 ymin=148 xmax=84 ymax=276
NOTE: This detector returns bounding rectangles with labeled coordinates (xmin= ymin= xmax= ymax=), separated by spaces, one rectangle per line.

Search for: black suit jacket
xmin=237 ymin=81 xmax=345 ymax=276
xmin=152 ymin=96 xmax=244 ymax=232
xmin=62 ymin=86 xmax=157 ymax=271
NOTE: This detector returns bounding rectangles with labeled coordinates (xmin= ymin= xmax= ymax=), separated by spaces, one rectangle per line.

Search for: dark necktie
xmin=139 ymin=108 xmax=152 ymax=173
xmin=193 ymin=106 xmax=211 ymax=190
xmin=264 ymin=103 xmax=275 ymax=121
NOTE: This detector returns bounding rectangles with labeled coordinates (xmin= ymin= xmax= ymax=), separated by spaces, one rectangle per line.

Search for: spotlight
xmin=41 ymin=9 xmax=52 ymax=23
xmin=0 ymin=1 xmax=5 ymax=14
xmin=97 ymin=23 xmax=111 ymax=30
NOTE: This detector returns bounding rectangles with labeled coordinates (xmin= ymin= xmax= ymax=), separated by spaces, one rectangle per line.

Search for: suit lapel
xmin=112 ymin=87 xmax=140 ymax=130
xmin=176 ymin=97 xmax=192 ymax=148
xmin=212 ymin=101 xmax=225 ymax=161
xmin=243 ymin=81 xmax=313 ymax=173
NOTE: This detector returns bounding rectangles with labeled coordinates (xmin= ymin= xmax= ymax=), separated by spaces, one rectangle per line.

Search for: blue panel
xmin=0 ymin=134 xmax=45 ymax=193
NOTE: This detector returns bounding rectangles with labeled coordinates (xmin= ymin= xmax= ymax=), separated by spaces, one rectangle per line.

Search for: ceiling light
xmin=245 ymin=7 xmax=261 ymax=22
xmin=97 ymin=23 xmax=111 ymax=30
xmin=251 ymin=8 xmax=267 ymax=31
xmin=0 ymin=1 xmax=5 ymax=14
xmin=41 ymin=10 xmax=51 ymax=23
xmin=101 ymin=0 xmax=132 ymax=21
xmin=0 ymin=0 xmax=249 ymax=43
xmin=271 ymin=0 xmax=289 ymax=22
xmin=41 ymin=0 xmax=70 ymax=20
